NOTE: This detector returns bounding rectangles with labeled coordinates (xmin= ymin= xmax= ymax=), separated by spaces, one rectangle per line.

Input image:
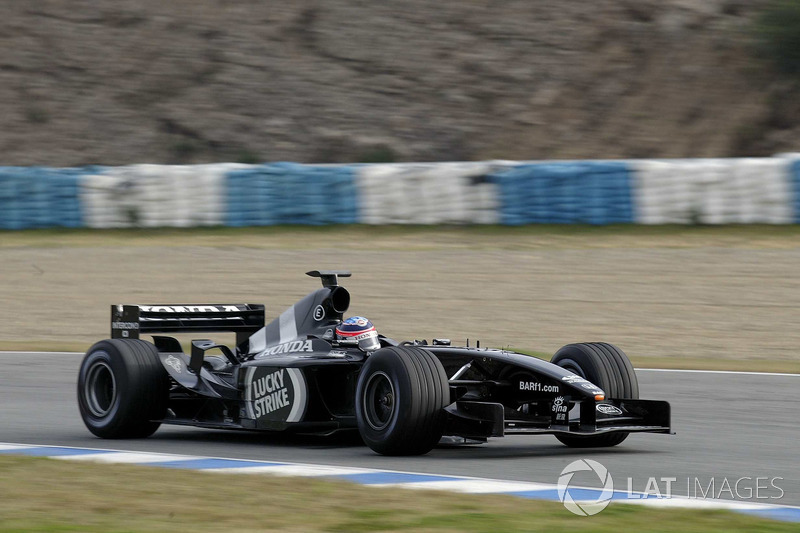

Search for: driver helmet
xmin=336 ymin=316 xmax=380 ymax=352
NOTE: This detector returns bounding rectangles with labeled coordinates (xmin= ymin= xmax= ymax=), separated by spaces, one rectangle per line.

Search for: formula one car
xmin=78 ymin=270 xmax=671 ymax=455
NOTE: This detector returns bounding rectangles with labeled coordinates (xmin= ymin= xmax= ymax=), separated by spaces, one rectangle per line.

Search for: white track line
xmin=0 ymin=351 xmax=82 ymax=355
xmin=1 ymin=351 xmax=797 ymax=377
xmin=370 ymin=479 xmax=556 ymax=493
xmin=0 ymin=444 xmax=33 ymax=451
xmin=209 ymin=464 xmax=371 ymax=476
xmin=635 ymin=368 xmax=800 ymax=377
xmin=52 ymin=452 xmax=200 ymax=464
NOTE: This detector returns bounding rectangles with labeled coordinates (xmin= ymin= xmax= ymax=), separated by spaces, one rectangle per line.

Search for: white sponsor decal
xmin=251 ymin=369 xmax=290 ymax=418
xmin=256 ymin=339 xmax=314 ymax=358
xmin=165 ymin=354 xmax=182 ymax=373
xmin=139 ymin=305 xmax=243 ymax=313
xmin=552 ymin=396 xmax=568 ymax=413
xmin=519 ymin=381 xmax=560 ymax=393
xmin=313 ymin=305 xmax=325 ymax=321
xmin=347 ymin=331 xmax=375 ymax=341
xmin=596 ymin=404 xmax=623 ymax=416
xmin=327 ymin=350 xmax=349 ymax=358
xmin=561 ymin=375 xmax=589 ymax=384
xmin=552 ymin=395 xmax=568 ymax=422
xmin=245 ymin=367 xmax=307 ymax=423
xmin=111 ymin=321 xmax=139 ymax=330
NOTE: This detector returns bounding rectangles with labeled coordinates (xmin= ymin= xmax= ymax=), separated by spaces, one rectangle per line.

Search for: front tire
xmin=77 ymin=339 xmax=169 ymax=438
xmin=551 ymin=342 xmax=638 ymax=448
xmin=356 ymin=346 xmax=449 ymax=455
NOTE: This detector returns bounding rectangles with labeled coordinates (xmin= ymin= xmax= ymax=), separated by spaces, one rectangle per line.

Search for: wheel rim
xmin=559 ymin=359 xmax=586 ymax=379
xmin=363 ymin=371 xmax=395 ymax=431
xmin=85 ymin=360 xmax=117 ymax=418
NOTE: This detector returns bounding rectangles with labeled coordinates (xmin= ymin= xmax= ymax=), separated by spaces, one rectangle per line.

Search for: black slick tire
xmin=77 ymin=338 xmax=169 ymax=438
xmin=355 ymin=346 xmax=449 ymax=456
xmin=551 ymin=342 xmax=638 ymax=448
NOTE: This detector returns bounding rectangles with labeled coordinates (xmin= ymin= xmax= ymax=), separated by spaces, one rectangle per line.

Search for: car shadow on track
xmin=430 ymin=442 xmax=664 ymax=460
xmin=149 ymin=427 xmax=666 ymax=460
xmin=151 ymin=427 xmax=366 ymax=449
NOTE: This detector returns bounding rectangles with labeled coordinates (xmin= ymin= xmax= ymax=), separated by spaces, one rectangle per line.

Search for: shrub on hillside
xmin=755 ymin=0 xmax=800 ymax=75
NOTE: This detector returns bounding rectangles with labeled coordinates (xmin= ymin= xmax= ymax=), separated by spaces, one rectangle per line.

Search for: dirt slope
xmin=1 ymin=1 xmax=796 ymax=166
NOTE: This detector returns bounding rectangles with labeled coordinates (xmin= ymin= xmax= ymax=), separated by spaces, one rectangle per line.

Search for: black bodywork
xmin=110 ymin=271 xmax=671 ymax=442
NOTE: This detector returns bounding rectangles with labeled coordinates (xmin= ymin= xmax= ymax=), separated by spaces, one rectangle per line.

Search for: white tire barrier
xmin=81 ymin=164 xmax=248 ymax=228
xmin=633 ymin=158 xmax=794 ymax=224
xmin=356 ymin=162 xmax=510 ymax=224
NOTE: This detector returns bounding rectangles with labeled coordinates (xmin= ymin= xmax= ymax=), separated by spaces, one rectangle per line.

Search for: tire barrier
xmin=1 ymin=157 xmax=800 ymax=229
xmin=0 ymin=167 xmax=100 ymax=230
xmin=357 ymin=162 xmax=508 ymax=224
xmin=225 ymin=163 xmax=358 ymax=226
xmin=791 ymin=157 xmax=800 ymax=224
xmin=487 ymin=161 xmax=634 ymax=225
xmin=81 ymin=163 xmax=246 ymax=228
xmin=633 ymin=158 xmax=794 ymax=224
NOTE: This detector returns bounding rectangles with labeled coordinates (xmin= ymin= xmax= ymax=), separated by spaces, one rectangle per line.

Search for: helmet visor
xmin=357 ymin=332 xmax=381 ymax=352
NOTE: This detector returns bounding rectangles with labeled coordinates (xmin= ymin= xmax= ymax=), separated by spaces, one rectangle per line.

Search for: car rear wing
xmin=111 ymin=304 xmax=265 ymax=345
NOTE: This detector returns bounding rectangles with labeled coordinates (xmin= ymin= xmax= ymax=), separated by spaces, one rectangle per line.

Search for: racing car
xmin=77 ymin=270 xmax=671 ymax=455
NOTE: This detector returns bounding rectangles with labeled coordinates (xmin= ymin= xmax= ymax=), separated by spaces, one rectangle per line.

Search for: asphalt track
xmin=2 ymin=352 xmax=799 ymax=507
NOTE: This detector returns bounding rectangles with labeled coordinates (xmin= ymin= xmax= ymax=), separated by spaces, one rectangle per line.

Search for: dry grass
xmin=4 ymin=224 xmax=800 ymax=250
xmin=2 ymin=226 xmax=800 ymax=372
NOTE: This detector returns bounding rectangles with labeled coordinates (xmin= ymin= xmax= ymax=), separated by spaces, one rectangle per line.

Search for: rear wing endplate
xmin=111 ymin=304 xmax=265 ymax=344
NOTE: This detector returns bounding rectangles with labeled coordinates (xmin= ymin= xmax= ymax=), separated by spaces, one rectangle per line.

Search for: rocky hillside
xmin=0 ymin=0 xmax=796 ymax=166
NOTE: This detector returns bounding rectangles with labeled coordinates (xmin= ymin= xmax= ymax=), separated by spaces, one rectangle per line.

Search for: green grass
xmin=0 ymin=456 xmax=795 ymax=532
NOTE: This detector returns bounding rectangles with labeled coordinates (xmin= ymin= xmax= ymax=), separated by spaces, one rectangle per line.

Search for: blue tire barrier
xmin=792 ymin=159 xmax=800 ymax=224
xmin=225 ymin=163 xmax=358 ymax=226
xmin=488 ymin=161 xmax=634 ymax=225
xmin=0 ymin=167 xmax=102 ymax=230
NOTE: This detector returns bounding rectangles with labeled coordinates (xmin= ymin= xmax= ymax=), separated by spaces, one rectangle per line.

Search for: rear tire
xmin=551 ymin=342 xmax=638 ymax=448
xmin=77 ymin=339 xmax=169 ymax=438
xmin=356 ymin=346 xmax=449 ymax=455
